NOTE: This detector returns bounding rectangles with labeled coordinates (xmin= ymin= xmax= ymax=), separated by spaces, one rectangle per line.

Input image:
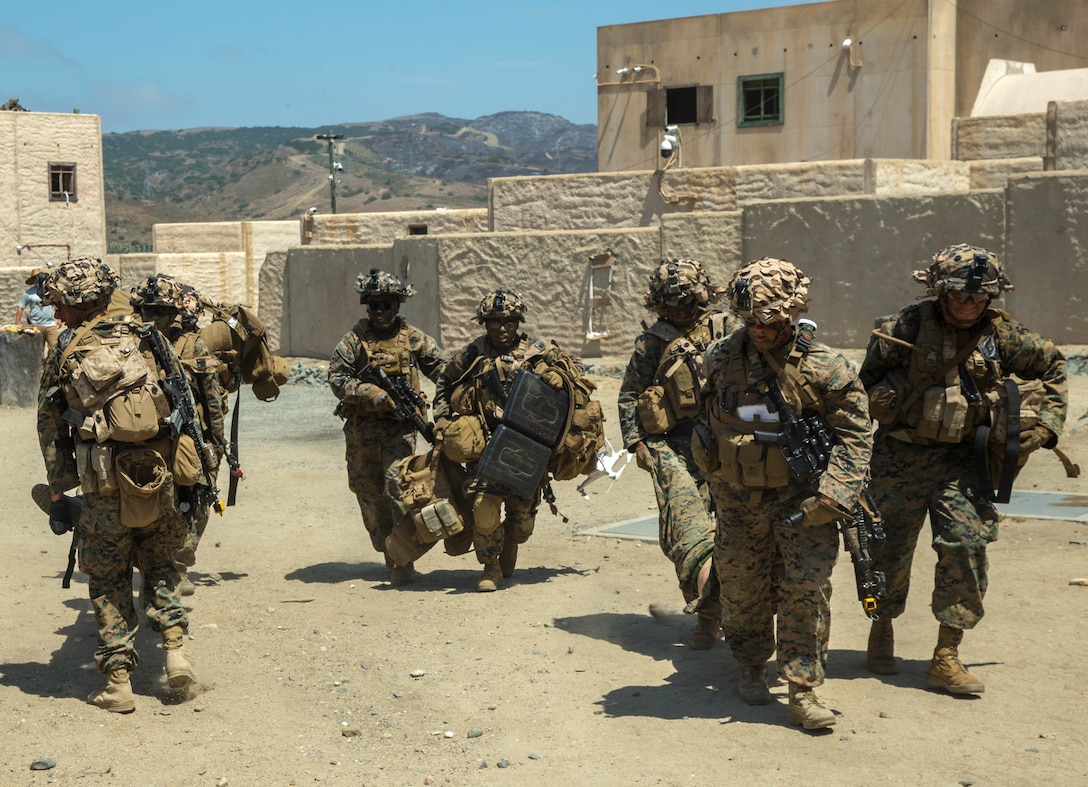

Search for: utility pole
xmin=315 ymin=131 xmax=345 ymax=213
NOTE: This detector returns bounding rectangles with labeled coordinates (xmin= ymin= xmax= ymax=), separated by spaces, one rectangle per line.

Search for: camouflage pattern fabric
xmin=470 ymin=488 xmax=540 ymax=563
xmin=78 ymin=490 xmax=189 ymax=673
xmin=39 ymin=258 xmax=119 ymax=307
xmin=37 ymin=314 xmax=190 ymax=676
xmin=912 ymin=243 xmax=1014 ymax=297
xmin=860 ymin=300 xmax=1067 ymax=629
xmin=355 ymin=268 xmax=413 ymax=301
xmin=433 ymin=330 xmax=573 ymax=564
xmin=328 ymin=317 xmax=446 ymax=553
xmin=726 ymin=257 xmax=810 ymax=326
xmin=167 ymin=329 xmax=227 ymax=568
xmin=702 ymin=329 xmax=872 ymax=686
xmin=474 ymin=289 xmax=526 ymax=323
xmin=618 ymin=310 xmax=741 ymax=617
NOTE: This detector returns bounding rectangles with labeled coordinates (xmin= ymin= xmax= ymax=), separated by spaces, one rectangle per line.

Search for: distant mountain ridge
xmin=103 ymin=111 xmax=598 ymax=251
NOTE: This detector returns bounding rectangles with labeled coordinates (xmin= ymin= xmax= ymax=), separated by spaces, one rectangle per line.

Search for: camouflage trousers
xmin=644 ymin=433 xmax=719 ymax=620
xmin=175 ymin=465 xmax=220 ymax=568
xmin=78 ymin=490 xmax=189 ymax=674
xmin=471 ymin=488 xmax=541 ymax=564
xmin=709 ymin=482 xmax=838 ymax=687
xmin=343 ymin=415 xmax=417 ymax=554
xmin=869 ymin=434 xmax=997 ymax=629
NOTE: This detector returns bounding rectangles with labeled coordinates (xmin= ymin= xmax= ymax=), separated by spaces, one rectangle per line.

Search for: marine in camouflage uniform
xmin=131 ymin=275 xmax=227 ymax=597
xmin=36 ymin=258 xmax=196 ymax=713
xmin=328 ymin=269 xmax=446 ymax=583
xmin=618 ymin=258 xmax=741 ymax=649
xmin=699 ymin=257 xmax=872 ymax=729
xmin=859 ymin=244 xmax=1067 ymax=694
xmin=433 ymin=288 xmax=584 ymax=592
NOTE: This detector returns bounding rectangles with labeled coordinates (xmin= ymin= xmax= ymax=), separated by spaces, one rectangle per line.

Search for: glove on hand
xmin=867 ymin=383 xmax=899 ymax=424
xmin=433 ymin=416 xmax=451 ymax=438
xmin=49 ymin=499 xmax=73 ymax=536
xmin=1019 ymin=424 xmax=1055 ymax=455
xmin=634 ymin=442 xmax=654 ymax=473
xmin=798 ymin=495 xmax=847 ymax=527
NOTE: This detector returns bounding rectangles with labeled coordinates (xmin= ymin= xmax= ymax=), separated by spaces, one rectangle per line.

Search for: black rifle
xmin=139 ymin=324 xmax=223 ymax=515
xmin=751 ymin=376 xmax=834 ymax=479
xmin=360 ymin=364 xmax=436 ymax=444
xmin=754 ymin=375 xmax=887 ymax=618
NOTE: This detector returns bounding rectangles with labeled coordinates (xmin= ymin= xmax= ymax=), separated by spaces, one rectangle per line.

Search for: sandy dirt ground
xmin=2 ymin=362 xmax=1087 ymax=786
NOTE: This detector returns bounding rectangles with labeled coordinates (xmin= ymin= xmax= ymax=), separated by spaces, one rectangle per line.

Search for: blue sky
xmin=2 ymin=0 xmax=816 ymax=134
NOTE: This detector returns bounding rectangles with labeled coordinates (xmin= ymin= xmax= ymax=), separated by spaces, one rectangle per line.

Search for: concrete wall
xmin=1051 ymin=99 xmax=1088 ymax=171
xmin=741 ymin=190 xmax=1006 ymax=347
xmin=303 ymin=208 xmax=488 ymax=246
xmin=0 ymin=111 xmax=107 ymax=269
xmin=968 ymin=157 xmax=1043 ymax=190
xmin=1005 ymin=170 xmax=1088 ymax=342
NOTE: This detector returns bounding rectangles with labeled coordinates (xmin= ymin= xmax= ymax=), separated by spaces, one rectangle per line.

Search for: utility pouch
xmin=690 ymin=422 xmax=720 ymax=475
xmin=115 ymin=449 xmax=170 ymax=527
xmin=173 ymin=433 xmax=203 ymax=486
xmin=99 ymin=381 xmax=171 ymax=443
xmin=637 ymin=385 xmax=676 ymax=435
xmin=441 ymin=415 xmax=487 ymax=463
xmin=412 ymin=499 xmax=464 ymax=544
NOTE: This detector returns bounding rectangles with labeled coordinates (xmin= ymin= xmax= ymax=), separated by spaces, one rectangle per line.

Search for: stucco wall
xmin=489 ymin=170 xmax=735 ymax=232
xmin=741 ymin=190 xmax=1006 ymax=347
xmin=0 ymin=112 xmax=106 ymax=269
xmin=304 ymin=209 xmax=488 ymax=246
xmin=1052 ymin=99 xmax=1088 ymax=171
xmin=153 ymin=222 xmax=244 ymax=253
xmin=968 ymin=157 xmax=1043 ymax=189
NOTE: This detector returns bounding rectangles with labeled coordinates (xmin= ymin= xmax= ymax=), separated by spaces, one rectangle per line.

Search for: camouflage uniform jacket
xmin=860 ymin=302 xmax=1066 ymax=440
xmin=433 ymin=332 xmax=583 ymax=422
xmin=701 ymin=329 xmax=873 ymax=509
xmin=619 ymin=310 xmax=742 ymax=449
xmin=328 ymin=316 xmax=446 ymax=418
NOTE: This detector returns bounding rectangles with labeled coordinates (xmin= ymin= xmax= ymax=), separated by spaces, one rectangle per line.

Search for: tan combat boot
xmin=177 ymin=570 xmax=196 ymax=597
xmin=688 ymin=614 xmax=720 ymax=650
xmin=866 ymin=617 xmax=898 ymax=675
xmin=739 ymin=663 xmax=771 ymax=705
xmin=162 ymin=625 xmax=196 ymax=688
xmin=476 ymin=560 xmax=502 ymax=592
xmin=87 ymin=668 xmax=136 ymax=713
xmin=925 ymin=624 xmax=984 ymax=694
xmin=384 ymin=554 xmax=415 ymax=585
xmin=499 ymin=540 xmax=518 ymax=579
xmin=788 ymin=683 xmax=836 ymax=729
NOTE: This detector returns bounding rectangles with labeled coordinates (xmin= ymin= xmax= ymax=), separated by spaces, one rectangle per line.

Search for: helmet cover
xmin=40 ymin=257 xmax=120 ymax=308
xmin=727 ymin=257 xmax=810 ymax=325
xmin=912 ymin=243 xmax=1014 ymax=297
xmin=475 ymin=288 xmax=526 ymax=323
xmin=354 ymin=268 xmax=413 ymax=301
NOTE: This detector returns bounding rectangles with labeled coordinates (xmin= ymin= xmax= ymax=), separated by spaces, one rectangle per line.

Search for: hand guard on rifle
xmin=49 ymin=498 xmax=74 ymax=535
xmin=798 ymin=495 xmax=848 ymax=527
xmin=1019 ymin=424 xmax=1055 ymax=455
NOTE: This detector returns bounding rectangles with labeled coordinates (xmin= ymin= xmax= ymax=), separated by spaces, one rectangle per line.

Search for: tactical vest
xmin=59 ymin=318 xmax=172 ymax=446
xmin=638 ymin=312 xmax=732 ymax=434
xmin=450 ymin=334 xmax=549 ymax=420
xmin=353 ymin=320 xmax=421 ymax=393
xmin=699 ymin=332 xmax=823 ymax=491
xmin=892 ymin=300 xmax=1004 ymax=444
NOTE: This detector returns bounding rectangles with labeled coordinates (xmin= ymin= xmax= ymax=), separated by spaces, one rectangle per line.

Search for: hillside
xmin=103 ymin=112 xmax=598 ymax=250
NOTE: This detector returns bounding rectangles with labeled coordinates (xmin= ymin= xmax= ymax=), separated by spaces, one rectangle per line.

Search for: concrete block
xmin=0 ymin=330 xmax=44 ymax=407
xmin=968 ymin=158 xmax=1043 ymax=190
xmin=953 ymin=114 xmax=1046 ymax=161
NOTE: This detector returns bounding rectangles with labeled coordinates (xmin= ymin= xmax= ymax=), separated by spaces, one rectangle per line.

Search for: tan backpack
xmin=200 ymin=302 xmax=289 ymax=401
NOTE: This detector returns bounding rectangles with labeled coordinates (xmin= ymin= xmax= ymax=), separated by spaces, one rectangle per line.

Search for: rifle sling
xmin=227 ymin=381 xmax=242 ymax=506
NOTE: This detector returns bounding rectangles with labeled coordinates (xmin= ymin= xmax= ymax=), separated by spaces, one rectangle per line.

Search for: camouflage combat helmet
xmin=912 ymin=243 xmax=1014 ymax=297
xmin=727 ymin=257 xmax=810 ymax=325
xmin=475 ymin=288 xmax=526 ymax=323
xmin=354 ymin=268 xmax=413 ymax=301
xmin=178 ymin=283 xmax=204 ymax=328
xmin=40 ymin=257 xmax=120 ymax=308
xmin=643 ymin=258 xmax=721 ymax=312
xmin=130 ymin=273 xmax=186 ymax=311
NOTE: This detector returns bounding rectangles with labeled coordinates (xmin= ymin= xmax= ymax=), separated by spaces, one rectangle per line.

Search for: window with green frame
xmin=737 ymin=73 xmax=784 ymax=127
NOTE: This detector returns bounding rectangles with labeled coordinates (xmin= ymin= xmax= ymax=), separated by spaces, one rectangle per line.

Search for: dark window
xmin=407 ymin=224 xmax=428 ymax=236
xmin=737 ymin=73 xmax=784 ymax=127
xmin=647 ymin=86 xmax=714 ymax=127
xmin=49 ymin=163 xmax=77 ymax=202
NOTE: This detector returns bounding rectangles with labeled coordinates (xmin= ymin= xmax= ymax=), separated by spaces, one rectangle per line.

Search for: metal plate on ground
xmin=580 ymin=490 xmax=1088 ymax=541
